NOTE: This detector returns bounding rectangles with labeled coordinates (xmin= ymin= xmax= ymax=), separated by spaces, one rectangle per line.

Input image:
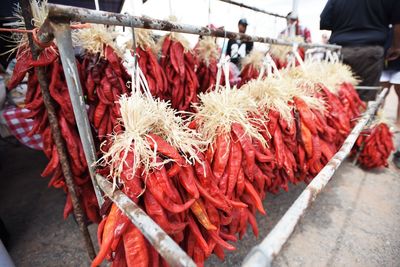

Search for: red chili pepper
xmin=273 ymin=125 xmax=286 ymax=169
xmin=177 ymin=165 xmax=200 ymax=198
xmin=236 ymin=167 xmax=245 ymax=196
xmin=244 ymin=180 xmax=266 ymax=215
xmin=226 ymin=140 xmax=242 ymax=198
xmin=191 ymin=199 xmax=217 ymax=230
xmin=146 ymin=133 xmax=186 ymax=165
xmin=213 ymin=244 xmax=225 ymax=260
xmin=218 ymin=169 xmax=229 ymax=194
xmin=209 ymin=230 xmax=236 ymax=251
xmin=247 ymin=210 xmax=259 ymax=237
xmin=144 ymin=190 xmax=187 ymax=234
xmin=294 ymin=97 xmax=317 ymax=135
xmin=193 ymin=247 xmax=205 ymax=267
xmin=111 ymin=241 xmax=127 ymax=267
xmin=145 ymin=172 xmax=194 ymax=213
xmin=195 ymin=180 xmax=231 ymax=213
xmin=41 ymin=145 xmax=59 ymax=177
xmin=123 ymin=224 xmax=149 ymax=267
xmin=153 ymin=165 xmax=182 ymax=204
xmin=231 ymin=123 xmax=256 ymax=179
xmin=188 ymin=215 xmax=209 ymax=255
xmin=300 ymin=121 xmax=313 ymax=158
xmin=92 ymin=204 xmax=119 ymax=267
xmin=7 ymin=49 xmax=32 ymax=90
xmin=105 ymin=45 xmax=122 ymax=76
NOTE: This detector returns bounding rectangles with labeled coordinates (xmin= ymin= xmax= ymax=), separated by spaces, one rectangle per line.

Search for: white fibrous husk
xmin=156 ymin=32 xmax=192 ymax=53
xmin=241 ymin=50 xmax=264 ymax=70
xmin=195 ymin=36 xmax=219 ymax=66
xmin=125 ymin=28 xmax=156 ymax=51
xmin=4 ymin=0 xmax=48 ymax=56
xmin=193 ymin=85 xmax=267 ymax=146
xmin=98 ymin=90 xmax=206 ymax=187
xmin=156 ymin=16 xmax=191 ymax=52
xmin=368 ymin=110 xmax=393 ymax=129
xmin=72 ymin=24 xmax=121 ymax=57
xmin=283 ymin=61 xmax=359 ymax=94
xmin=242 ymin=76 xmax=325 ymax=125
xmin=270 ymin=36 xmax=304 ymax=61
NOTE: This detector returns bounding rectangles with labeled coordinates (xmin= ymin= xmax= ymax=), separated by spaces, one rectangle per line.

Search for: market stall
xmin=4 ymin=1 xmax=395 ymax=267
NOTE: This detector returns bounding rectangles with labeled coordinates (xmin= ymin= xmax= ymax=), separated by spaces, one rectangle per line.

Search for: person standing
xmin=225 ymin=18 xmax=254 ymax=68
xmin=280 ymin=12 xmax=312 ymax=43
xmin=320 ymin=0 xmax=400 ymax=101
xmin=380 ymin=27 xmax=400 ymax=126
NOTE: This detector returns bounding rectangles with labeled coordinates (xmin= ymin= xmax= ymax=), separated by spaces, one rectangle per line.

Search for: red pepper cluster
xmin=81 ymin=46 xmax=131 ymax=141
xmin=195 ymin=57 xmax=219 ymax=94
xmin=160 ymin=36 xmax=199 ymax=111
xmin=10 ymin=35 xmax=394 ymax=267
xmin=238 ymin=63 xmax=262 ymax=88
xmin=136 ymin=46 xmax=169 ymax=99
xmin=273 ymin=47 xmax=305 ymax=70
xmin=92 ymin=85 xmax=372 ymax=267
xmin=8 ymin=46 xmax=101 ymax=224
xmin=352 ymin=123 xmax=394 ymax=168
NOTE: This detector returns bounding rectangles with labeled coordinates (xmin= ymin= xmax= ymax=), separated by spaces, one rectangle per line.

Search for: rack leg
xmin=19 ymin=0 xmax=96 ymax=260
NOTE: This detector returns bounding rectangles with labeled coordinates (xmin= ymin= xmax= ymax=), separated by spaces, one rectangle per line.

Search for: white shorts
xmin=380 ymin=70 xmax=400 ymax=84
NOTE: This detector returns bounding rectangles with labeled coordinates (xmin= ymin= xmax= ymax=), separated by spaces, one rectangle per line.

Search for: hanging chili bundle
xmin=128 ymin=29 xmax=169 ymax=99
xmin=194 ymin=36 xmax=220 ymax=93
xmin=74 ymin=25 xmax=131 ymax=142
xmin=93 ymin=88 xmax=211 ymax=266
xmin=159 ymin=34 xmax=199 ymax=111
xmin=191 ymin=86 xmax=270 ymax=261
xmin=269 ymin=36 xmax=305 ymax=69
xmin=8 ymin=43 xmax=101 ymax=223
xmin=352 ymin=122 xmax=394 ymax=168
xmin=238 ymin=50 xmax=265 ymax=88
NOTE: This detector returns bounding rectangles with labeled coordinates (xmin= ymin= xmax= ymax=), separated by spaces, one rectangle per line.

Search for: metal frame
xmin=242 ymin=88 xmax=388 ymax=267
xmin=44 ymin=4 xmax=341 ymax=50
xmin=355 ymin=86 xmax=382 ymax=91
xmin=33 ymin=21 xmax=197 ymax=267
xmin=216 ymin=0 xmax=286 ymax=19
xmin=27 ymin=3 xmax=385 ymax=267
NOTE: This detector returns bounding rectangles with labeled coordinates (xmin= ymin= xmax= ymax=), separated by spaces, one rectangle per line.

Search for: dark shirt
xmin=226 ymin=39 xmax=254 ymax=65
xmin=320 ymin=0 xmax=400 ymax=46
xmin=384 ymin=28 xmax=400 ymax=71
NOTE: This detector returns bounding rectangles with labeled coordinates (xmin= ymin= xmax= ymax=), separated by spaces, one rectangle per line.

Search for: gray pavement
xmin=0 ymin=89 xmax=399 ymax=267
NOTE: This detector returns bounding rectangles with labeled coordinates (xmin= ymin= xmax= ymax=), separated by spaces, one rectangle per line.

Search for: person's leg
xmin=393 ymin=145 xmax=400 ymax=169
xmin=390 ymin=71 xmax=400 ymax=126
xmin=380 ymin=71 xmax=392 ymax=106
xmin=394 ymin=84 xmax=400 ymax=126
xmin=342 ymin=46 xmax=385 ymax=101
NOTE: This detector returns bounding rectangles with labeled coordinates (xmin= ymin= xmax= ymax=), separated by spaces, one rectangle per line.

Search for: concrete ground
xmin=0 ymin=89 xmax=399 ymax=267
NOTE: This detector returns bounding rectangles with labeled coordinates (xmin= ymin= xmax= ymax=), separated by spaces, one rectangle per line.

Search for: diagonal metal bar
xmin=50 ymin=22 xmax=104 ymax=208
xmin=242 ymin=88 xmax=388 ymax=267
xmin=96 ymin=174 xmax=196 ymax=267
xmin=217 ymin=0 xmax=286 ymax=18
xmin=19 ymin=0 xmax=96 ymax=259
xmin=45 ymin=3 xmax=341 ymax=50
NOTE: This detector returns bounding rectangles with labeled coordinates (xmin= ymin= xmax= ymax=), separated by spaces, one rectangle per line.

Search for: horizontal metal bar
xmin=45 ymin=3 xmax=341 ymax=50
xmin=96 ymin=174 xmax=196 ymax=267
xmin=217 ymin=0 xmax=286 ymax=18
xmin=355 ymin=86 xmax=382 ymax=91
xmin=242 ymin=88 xmax=388 ymax=267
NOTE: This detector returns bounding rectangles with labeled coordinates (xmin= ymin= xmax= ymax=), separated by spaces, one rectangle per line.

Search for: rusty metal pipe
xmin=50 ymin=22 xmax=104 ymax=209
xmin=242 ymin=88 xmax=388 ymax=267
xmin=44 ymin=3 xmax=341 ymax=50
xmin=217 ymin=0 xmax=286 ymax=18
xmin=96 ymin=174 xmax=196 ymax=267
xmin=19 ymin=0 xmax=96 ymax=260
